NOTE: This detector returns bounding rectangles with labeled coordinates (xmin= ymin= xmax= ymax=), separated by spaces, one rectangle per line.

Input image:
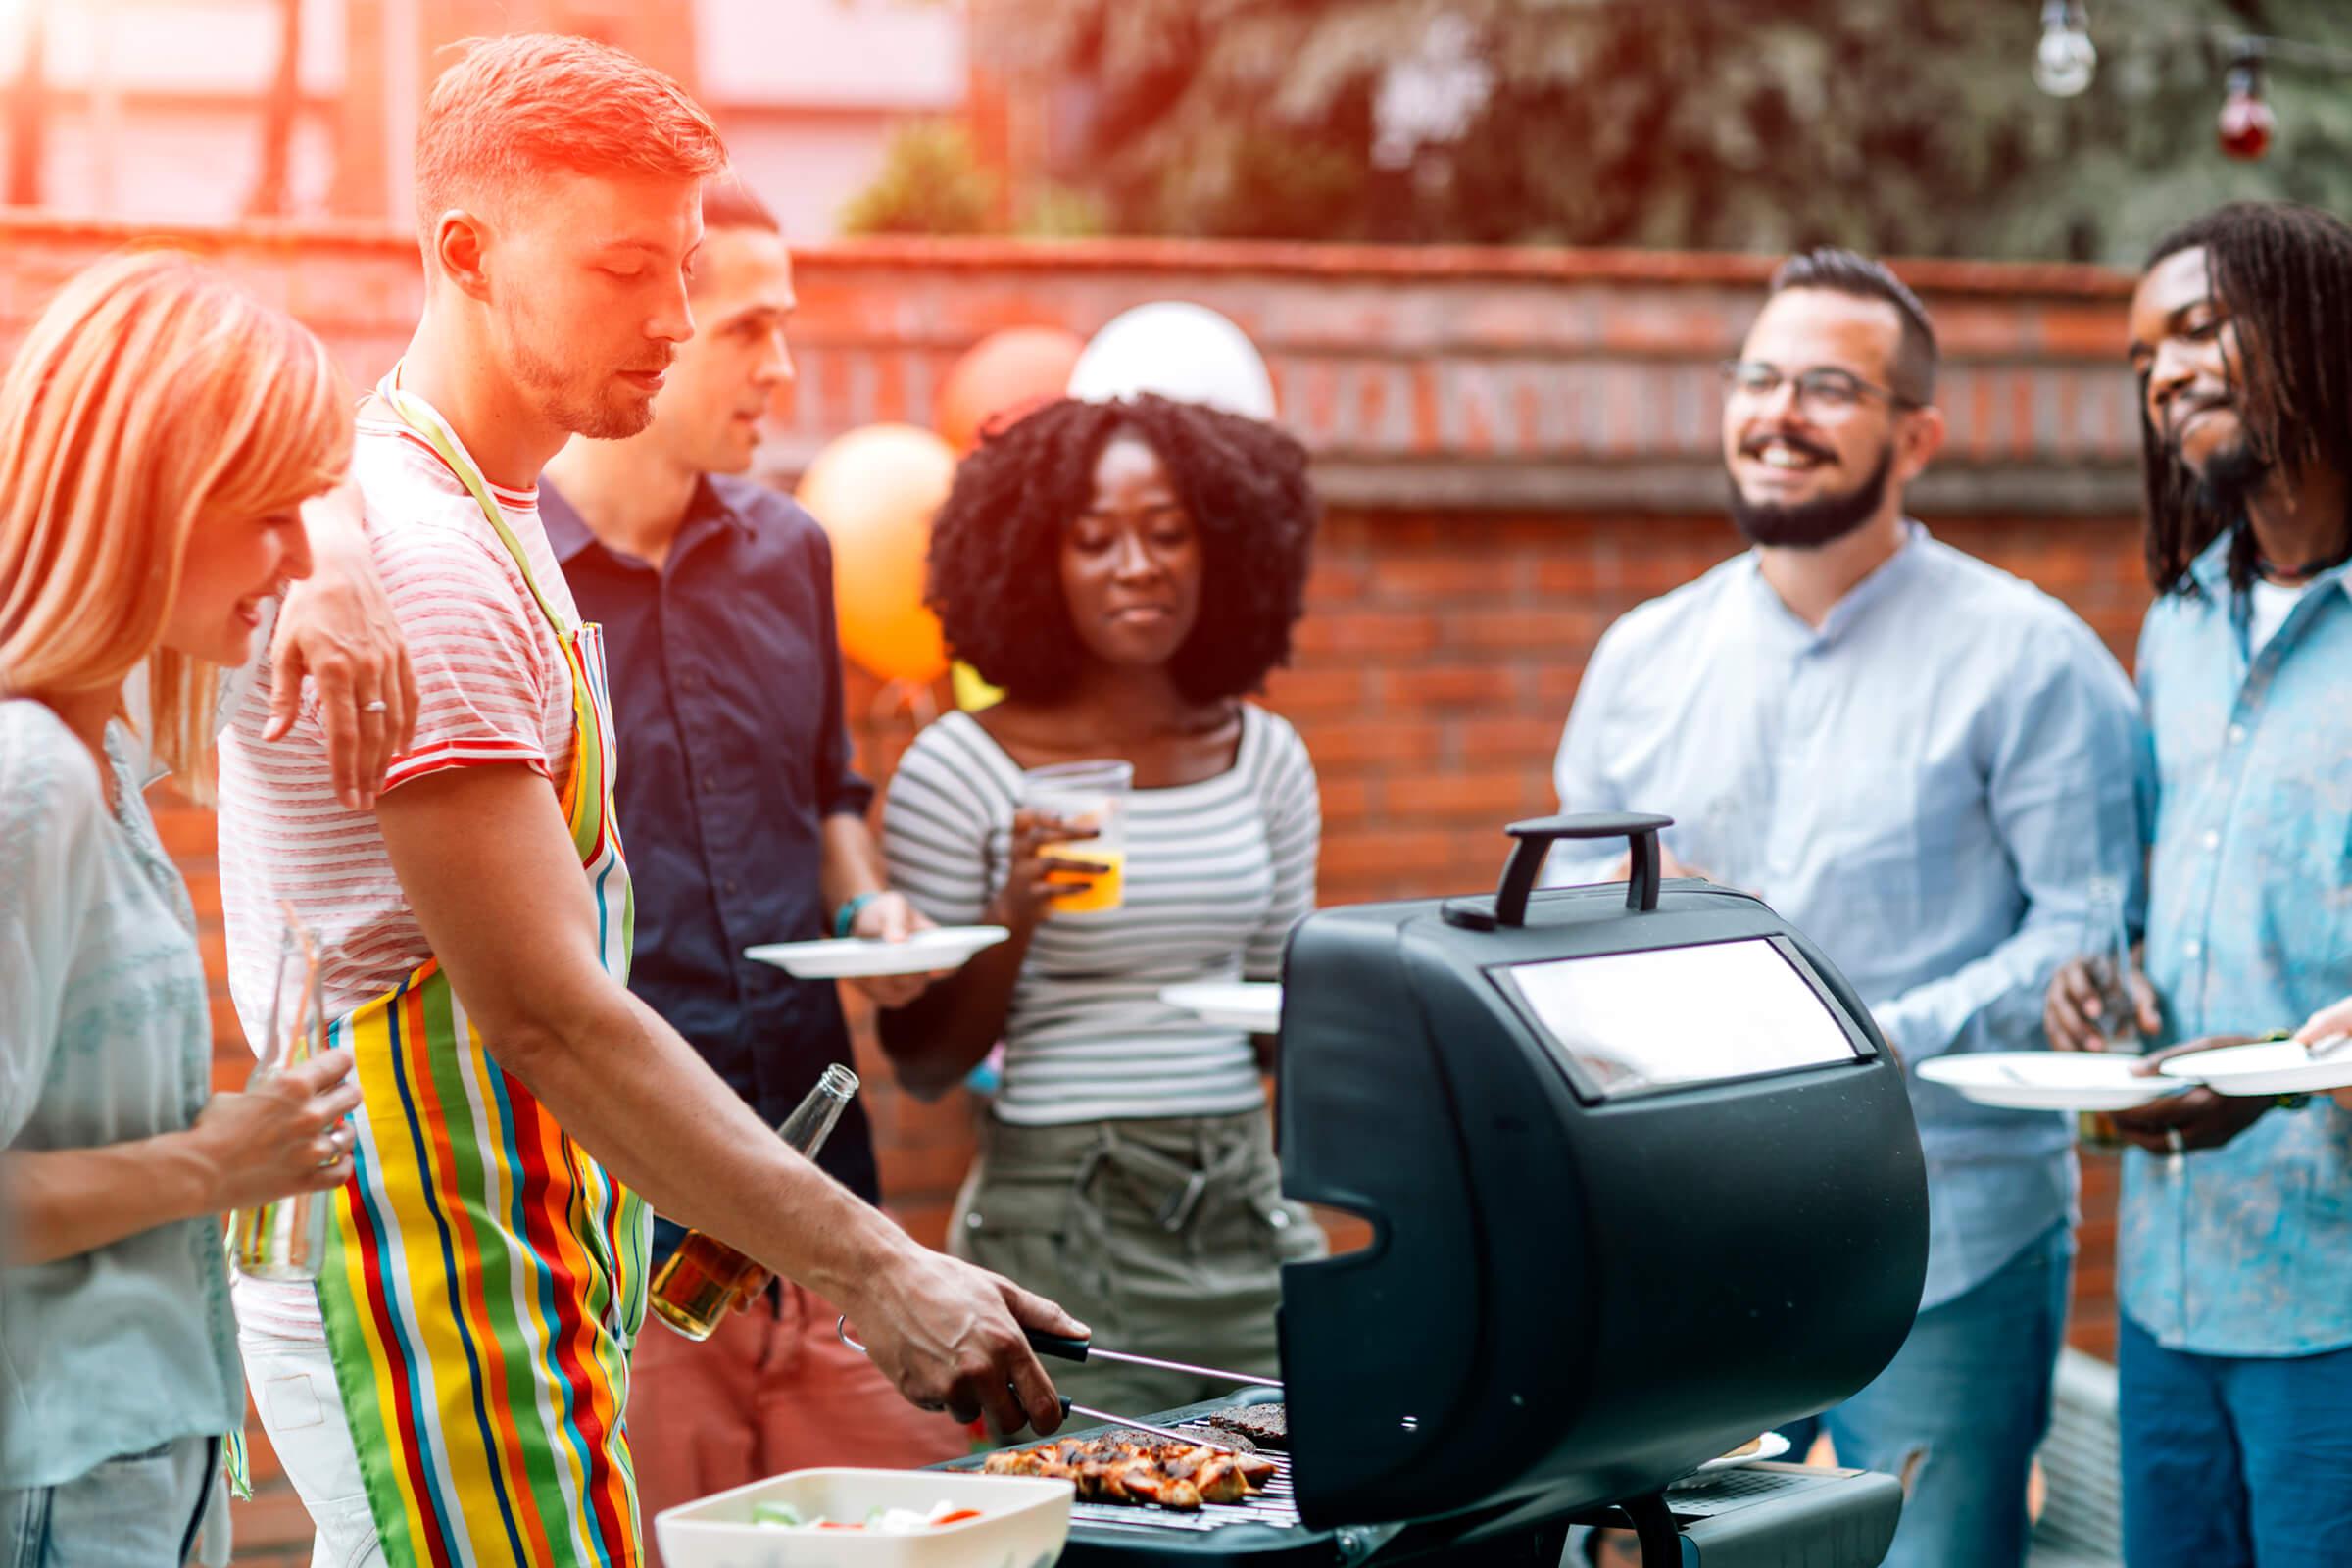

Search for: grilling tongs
xmin=836 ymin=1317 xmax=1280 ymax=1447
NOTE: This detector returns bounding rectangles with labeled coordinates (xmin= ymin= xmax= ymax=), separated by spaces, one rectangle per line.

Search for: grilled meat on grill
xmin=1106 ymin=1425 xmax=1257 ymax=1453
xmin=1196 ymin=1404 xmax=1288 ymax=1450
xmin=983 ymin=1437 xmax=1278 ymax=1511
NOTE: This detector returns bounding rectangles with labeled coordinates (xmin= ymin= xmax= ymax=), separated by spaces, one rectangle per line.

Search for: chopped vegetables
xmin=748 ymin=1499 xmax=988 ymax=1532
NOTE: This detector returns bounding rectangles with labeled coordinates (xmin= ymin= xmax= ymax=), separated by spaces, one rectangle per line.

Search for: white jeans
xmin=237 ymin=1325 xmax=385 ymax=1568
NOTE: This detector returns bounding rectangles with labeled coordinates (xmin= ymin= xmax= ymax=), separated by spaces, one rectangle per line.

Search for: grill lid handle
xmin=1460 ymin=811 xmax=1676 ymax=928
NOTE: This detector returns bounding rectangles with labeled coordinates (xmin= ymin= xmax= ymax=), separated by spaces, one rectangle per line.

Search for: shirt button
xmin=722 ymin=878 xmax=740 ymax=895
xmin=2228 ymin=724 xmax=2247 ymax=744
xmin=2202 ymin=830 xmax=2221 ymax=851
xmin=2184 ymin=939 xmax=2203 ymax=959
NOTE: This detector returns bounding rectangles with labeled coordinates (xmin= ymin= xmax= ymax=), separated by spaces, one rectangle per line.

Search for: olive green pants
xmin=950 ymin=1111 xmax=1325 ymax=1418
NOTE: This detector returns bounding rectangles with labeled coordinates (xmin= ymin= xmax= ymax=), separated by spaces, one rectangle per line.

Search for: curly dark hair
xmin=925 ymin=394 xmax=1320 ymax=703
xmin=2139 ymin=202 xmax=2352 ymax=597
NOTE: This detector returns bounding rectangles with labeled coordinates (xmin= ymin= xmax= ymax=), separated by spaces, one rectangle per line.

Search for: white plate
xmin=1688 ymin=1430 xmax=1792 ymax=1476
xmin=2159 ymin=1037 xmax=2352 ymax=1097
xmin=746 ymin=926 xmax=1010 ymax=981
xmin=657 ymin=1467 xmax=1072 ymax=1568
xmin=1916 ymin=1052 xmax=2188 ymax=1112
xmin=1160 ymin=981 xmax=1283 ymax=1034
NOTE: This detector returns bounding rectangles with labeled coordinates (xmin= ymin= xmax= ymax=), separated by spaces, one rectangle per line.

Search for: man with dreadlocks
xmin=2047 ymin=200 xmax=2352 ymax=1564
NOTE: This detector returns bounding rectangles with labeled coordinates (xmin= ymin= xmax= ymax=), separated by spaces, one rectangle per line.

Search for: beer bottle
xmin=228 ymin=918 xmax=333 ymax=1281
xmin=648 ymin=1063 xmax=858 ymax=1340
xmin=2077 ymin=874 xmax=2144 ymax=1151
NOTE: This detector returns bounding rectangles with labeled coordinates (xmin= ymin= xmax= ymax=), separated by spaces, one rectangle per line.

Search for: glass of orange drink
xmin=1020 ymin=760 xmax=1133 ymax=915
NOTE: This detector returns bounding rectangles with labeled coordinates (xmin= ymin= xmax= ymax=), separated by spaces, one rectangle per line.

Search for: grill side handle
xmin=1445 ymin=812 xmax=1675 ymax=930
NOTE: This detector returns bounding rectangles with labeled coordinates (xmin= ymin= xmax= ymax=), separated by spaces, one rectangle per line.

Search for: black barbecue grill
xmin=951 ymin=813 xmax=1929 ymax=1568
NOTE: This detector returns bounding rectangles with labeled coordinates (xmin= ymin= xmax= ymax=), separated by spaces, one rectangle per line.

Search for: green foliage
xmin=840 ymin=121 xmax=1001 ymax=236
xmin=1016 ymin=182 xmax=1115 ymax=237
xmin=979 ymin=0 xmax=2352 ymax=263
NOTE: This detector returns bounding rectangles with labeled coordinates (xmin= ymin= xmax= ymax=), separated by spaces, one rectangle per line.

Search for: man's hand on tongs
xmin=841 ymin=1243 xmax=1087 ymax=1437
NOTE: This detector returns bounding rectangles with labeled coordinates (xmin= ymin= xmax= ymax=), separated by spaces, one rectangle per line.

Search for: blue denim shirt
xmin=2119 ymin=536 xmax=2352 ymax=1358
xmin=1547 ymin=526 xmax=2145 ymax=1310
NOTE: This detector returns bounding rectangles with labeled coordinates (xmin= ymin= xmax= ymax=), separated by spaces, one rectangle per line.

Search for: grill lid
xmin=1273 ymin=814 xmax=1928 ymax=1530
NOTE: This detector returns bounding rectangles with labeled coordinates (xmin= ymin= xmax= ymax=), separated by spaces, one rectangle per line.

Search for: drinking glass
xmin=1020 ymin=760 xmax=1133 ymax=915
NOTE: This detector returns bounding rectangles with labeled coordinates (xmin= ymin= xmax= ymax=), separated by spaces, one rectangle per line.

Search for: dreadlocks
xmin=2139 ymin=201 xmax=2352 ymax=596
xmin=925 ymin=394 xmax=1320 ymax=703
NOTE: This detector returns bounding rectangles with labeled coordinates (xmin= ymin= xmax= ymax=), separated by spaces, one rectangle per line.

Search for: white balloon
xmin=1066 ymin=301 xmax=1278 ymax=420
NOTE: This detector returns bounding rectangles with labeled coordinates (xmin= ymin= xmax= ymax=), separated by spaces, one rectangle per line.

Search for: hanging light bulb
xmin=2034 ymin=0 xmax=2097 ymax=98
xmin=2218 ymin=55 xmax=2275 ymax=160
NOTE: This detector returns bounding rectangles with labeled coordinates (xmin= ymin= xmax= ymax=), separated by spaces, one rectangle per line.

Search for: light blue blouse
xmin=0 ymin=698 xmax=243 ymax=1489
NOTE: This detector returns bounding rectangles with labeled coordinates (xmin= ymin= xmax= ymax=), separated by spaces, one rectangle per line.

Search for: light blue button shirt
xmin=0 ymin=700 xmax=243 ymax=1490
xmin=2121 ymin=537 xmax=2352 ymax=1358
xmin=1547 ymin=526 xmax=2145 ymax=1310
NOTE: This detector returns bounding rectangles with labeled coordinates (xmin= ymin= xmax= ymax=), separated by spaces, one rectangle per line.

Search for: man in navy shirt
xmin=541 ymin=176 xmax=967 ymax=1545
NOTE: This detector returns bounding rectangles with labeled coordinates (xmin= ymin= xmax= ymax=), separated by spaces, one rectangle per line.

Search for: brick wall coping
xmin=0 ymin=212 xmax=2146 ymax=515
xmin=0 ymin=210 xmax=2137 ymax=299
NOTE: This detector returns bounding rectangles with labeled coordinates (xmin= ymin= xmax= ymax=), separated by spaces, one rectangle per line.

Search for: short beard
xmin=1727 ymin=446 xmax=1894 ymax=549
xmin=2192 ymin=435 xmax=2271 ymax=520
xmin=510 ymin=326 xmax=655 ymax=442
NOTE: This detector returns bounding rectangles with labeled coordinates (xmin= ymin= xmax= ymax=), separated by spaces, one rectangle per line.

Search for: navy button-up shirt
xmin=542 ymin=475 xmax=881 ymax=1242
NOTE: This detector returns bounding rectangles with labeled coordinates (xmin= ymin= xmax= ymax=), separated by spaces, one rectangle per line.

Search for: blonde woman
xmin=0 ymin=251 xmax=367 ymax=1566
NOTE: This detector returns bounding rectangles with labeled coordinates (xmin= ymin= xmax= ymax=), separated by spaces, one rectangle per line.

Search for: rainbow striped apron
xmin=318 ymin=384 xmax=648 ymax=1566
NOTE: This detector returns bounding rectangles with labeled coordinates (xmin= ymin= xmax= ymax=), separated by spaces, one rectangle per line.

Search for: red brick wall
xmin=0 ymin=217 xmax=2150 ymax=1557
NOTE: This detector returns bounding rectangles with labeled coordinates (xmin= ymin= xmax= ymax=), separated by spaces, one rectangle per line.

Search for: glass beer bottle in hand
xmin=228 ymin=915 xmax=333 ymax=1281
xmin=648 ymin=1063 xmax=859 ymax=1340
xmin=2077 ymin=873 xmax=2145 ymax=1152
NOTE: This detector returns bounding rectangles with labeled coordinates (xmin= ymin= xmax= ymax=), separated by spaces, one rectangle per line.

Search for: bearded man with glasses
xmin=1543 ymin=249 xmax=2145 ymax=1568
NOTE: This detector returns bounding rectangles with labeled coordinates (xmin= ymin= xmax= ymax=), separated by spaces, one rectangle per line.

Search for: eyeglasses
xmin=1720 ymin=360 xmax=1924 ymax=416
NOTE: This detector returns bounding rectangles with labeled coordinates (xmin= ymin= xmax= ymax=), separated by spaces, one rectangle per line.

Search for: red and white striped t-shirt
xmin=217 ymin=410 xmax=579 ymax=1048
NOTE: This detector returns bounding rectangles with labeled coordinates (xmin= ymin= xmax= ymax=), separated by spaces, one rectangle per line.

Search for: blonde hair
xmin=0 ymin=249 xmax=352 ymax=783
xmin=415 ymin=33 xmax=726 ymax=241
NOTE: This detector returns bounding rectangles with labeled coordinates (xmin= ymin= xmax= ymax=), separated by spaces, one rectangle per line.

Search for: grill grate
xmin=1068 ymin=1454 xmax=1303 ymax=1536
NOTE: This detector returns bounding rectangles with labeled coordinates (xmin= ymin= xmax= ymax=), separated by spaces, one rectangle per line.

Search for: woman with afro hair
xmin=879 ymin=394 xmax=1327 ymax=1415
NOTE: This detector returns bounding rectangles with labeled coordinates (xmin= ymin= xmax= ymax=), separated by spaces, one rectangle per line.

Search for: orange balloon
xmin=936 ymin=326 xmax=1086 ymax=454
xmin=796 ymin=423 xmax=958 ymax=684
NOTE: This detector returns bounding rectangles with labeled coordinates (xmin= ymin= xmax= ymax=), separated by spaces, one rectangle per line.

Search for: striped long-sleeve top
xmin=882 ymin=705 xmax=1321 ymax=1126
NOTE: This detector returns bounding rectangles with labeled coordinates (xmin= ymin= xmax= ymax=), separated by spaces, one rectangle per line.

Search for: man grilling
xmin=539 ymin=174 xmax=972 ymax=1557
xmin=1544 ymin=248 xmax=2143 ymax=1568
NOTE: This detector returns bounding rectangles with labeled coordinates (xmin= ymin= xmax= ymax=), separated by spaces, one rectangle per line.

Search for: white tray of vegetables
xmin=656 ymin=1467 xmax=1074 ymax=1568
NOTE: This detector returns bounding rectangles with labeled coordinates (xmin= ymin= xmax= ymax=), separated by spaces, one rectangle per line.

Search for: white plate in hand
xmin=746 ymin=926 xmax=1009 ymax=980
xmin=1687 ymin=1431 xmax=1792 ymax=1476
xmin=2159 ymin=1037 xmax=2352 ymax=1097
xmin=1160 ymin=981 xmax=1283 ymax=1034
xmin=1916 ymin=1052 xmax=2188 ymax=1112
